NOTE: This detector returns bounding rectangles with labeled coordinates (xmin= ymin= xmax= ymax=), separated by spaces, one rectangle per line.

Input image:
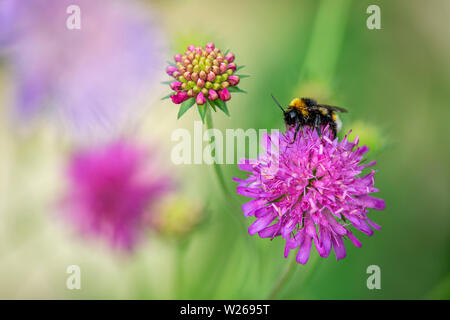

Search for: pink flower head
xmin=234 ymin=127 xmax=385 ymax=264
xmin=164 ymin=42 xmax=246 ymax=118
xmin=62 ymin=141 xmax=172 ymax=251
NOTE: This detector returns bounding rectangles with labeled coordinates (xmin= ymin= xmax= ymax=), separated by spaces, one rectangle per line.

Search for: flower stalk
xmin=205 ymin=107 xmax=230 ymax=197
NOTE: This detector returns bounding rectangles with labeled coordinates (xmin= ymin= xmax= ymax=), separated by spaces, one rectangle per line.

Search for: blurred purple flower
xmin=63 ymin=141 xmax=172 ymax=251
xmin=234 ymin=127 xmax=385 ymax=264
xmin=0 ymin=0 xmax=166 ymax=140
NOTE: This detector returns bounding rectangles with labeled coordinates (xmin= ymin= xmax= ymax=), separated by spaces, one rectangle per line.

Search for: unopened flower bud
xmin=208 ymin=89 xmax=218 ymax=100
xmin=228 ymin=62 xmax=236 ymax=71
xmin=166 ymin=65 xmax=178 ymax=76
xmin=228 ymin=75 xmax=240 ymax=86
xmin=219 ymin=87 xmax=231 ymax=101
xmin=207 ymin=71 xmax=216 ymax=82
xmin=196 ymin=92 xmax=206 ymax=105
xmin=170 ymin=91 xmax=189 ymax=104
xmin=225 ymin=52 xmax=235 ymax=63
xmin=219 ymin=63 xmax=227 ymax=74
xmin=174 ymin=54 xmax=183 ymax=62
xmin=197 ymin=79 xmax=205 ymax=88
xmin=191 ymin=72 xmax=199 ymax=82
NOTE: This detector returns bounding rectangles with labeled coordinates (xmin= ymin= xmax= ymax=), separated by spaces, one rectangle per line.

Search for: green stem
xmin=268 ymin=0 xmax=351 ymax=302
xmin=268 ymin=251 xmax=322 ymax=300
xmin=267 ymin=253 xmax=298 ymax=300
xmin=175 ymin=240 xmax=188 ymax=299
xmin=205 ymin=108 xmax=230 ymax=197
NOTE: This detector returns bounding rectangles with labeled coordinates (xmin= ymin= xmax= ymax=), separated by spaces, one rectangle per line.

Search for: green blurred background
xmin=0 ymin=0 xmax=449 ymax=299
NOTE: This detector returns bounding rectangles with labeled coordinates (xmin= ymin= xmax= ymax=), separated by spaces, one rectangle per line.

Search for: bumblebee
xmin=271 ymin=94 xmax=348 ymax=142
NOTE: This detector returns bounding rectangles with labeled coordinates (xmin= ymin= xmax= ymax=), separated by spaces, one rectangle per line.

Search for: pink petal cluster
xmin=234 ymin=126 xmax=385 ymax=264
xmin=166 ymin=42 xmax=239 ymax=104
xmin=62 ymin=141 xmax=171 ymax=251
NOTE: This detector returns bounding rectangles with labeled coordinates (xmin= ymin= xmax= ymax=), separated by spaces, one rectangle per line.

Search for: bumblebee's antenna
xmin=271 ymin=94 xmax=285 ymax=112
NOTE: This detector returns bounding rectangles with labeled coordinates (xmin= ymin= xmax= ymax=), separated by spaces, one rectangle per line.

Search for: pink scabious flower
xmin=164 ymin=42 xmax=246 ymax=121
xmin=62 ymin=141 xmax=171 ymax=251
xmin=234 ymin=126 xmax=385 ymax=264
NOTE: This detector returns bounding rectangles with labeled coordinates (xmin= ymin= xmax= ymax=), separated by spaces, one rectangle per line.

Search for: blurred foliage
xmin=1 ymin=0 xmax=449 ymax=299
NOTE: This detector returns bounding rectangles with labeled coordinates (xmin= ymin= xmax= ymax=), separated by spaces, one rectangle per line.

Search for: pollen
xmin=332 ymin=112 xmax=338 ymax=121
xmin=290 ymin=98 xmax=309 ymax=116
xmin=319 ymin=107 xmax=328 ymax=115
xmin=290 ymin=98 xmax=305 ymax=109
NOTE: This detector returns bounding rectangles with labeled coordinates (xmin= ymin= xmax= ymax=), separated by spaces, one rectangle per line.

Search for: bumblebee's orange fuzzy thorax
xmin=289 ymin=98 xmax=309 ymax=116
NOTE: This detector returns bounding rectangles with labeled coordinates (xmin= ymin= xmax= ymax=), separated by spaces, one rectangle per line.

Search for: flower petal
xmin=296 ymin=234 xmax=312 ymax=264
xmin=332 ymin=235 xmax=346 ymax=260
xmin=248 ymin=213 xmax=276 ymax=235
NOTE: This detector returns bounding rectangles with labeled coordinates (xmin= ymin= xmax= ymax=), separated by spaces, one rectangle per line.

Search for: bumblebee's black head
xmin=284 ymin=109 xmax=298 ymax=126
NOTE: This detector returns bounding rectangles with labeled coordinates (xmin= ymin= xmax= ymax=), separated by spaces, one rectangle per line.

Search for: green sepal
xmin=235 ymin=65 xmax=245 ymax=72
xmin=235 ymin=74 xmax=250 ymax=79
xmin=167 ymin=61 xmax=177 ymax=67
xmin=207 ymin=99 xmax=217 ymax=112
xmin=197 ymin=104 xmax=208 ymax=123
xmin=214 ymin=99 xmax=230 ymax=116
xmin=161 ymin=80 xmax=173 ymax=85
xmin=177 ymin=98 xmax=195 ymax=119
xmin=227 ymin=86 xmax=247 ymax=94
xmin=224 ymin=48 xmax=230 ymax=55
xmin=161 ymin=93 xmax=174 ymax=100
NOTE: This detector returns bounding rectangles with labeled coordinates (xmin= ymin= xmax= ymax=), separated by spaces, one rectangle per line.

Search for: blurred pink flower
xmin=63 ymin=141 xmax=172 ymax=251
xmin=0 ymin=0 xmax=166 ymax=140
xmin=234 ymin=127 xmax=385 ymax=264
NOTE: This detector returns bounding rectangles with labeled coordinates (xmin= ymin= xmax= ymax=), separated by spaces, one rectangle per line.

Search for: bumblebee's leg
xmin=290 ymin=123 xmax=302 ymax=144
xmin=314 ymin=115 xmax=322 ymax=138
xmin=330 ymin=120 xmax=337 ymax=139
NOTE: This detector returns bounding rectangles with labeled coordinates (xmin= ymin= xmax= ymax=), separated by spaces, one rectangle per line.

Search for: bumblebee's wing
xmin=316 ymin=104 xmax=348 ymax=113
